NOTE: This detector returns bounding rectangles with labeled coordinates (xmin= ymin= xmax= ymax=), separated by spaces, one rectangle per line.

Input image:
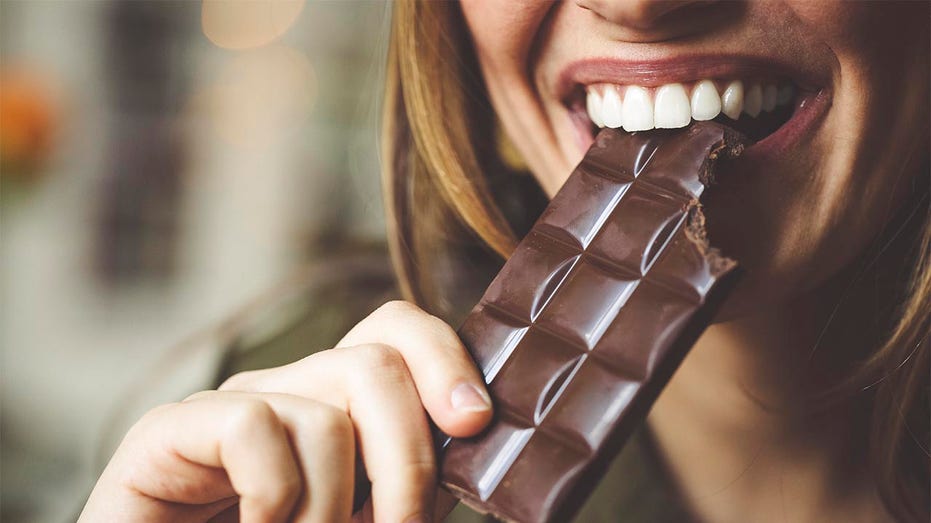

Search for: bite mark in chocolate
xmin=437 ymin=122 xmax=746 ymax=523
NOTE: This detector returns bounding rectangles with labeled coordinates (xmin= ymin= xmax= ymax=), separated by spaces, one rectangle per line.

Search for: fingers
xmin=129 ymin=393 xmax=356 ymax=523
xmin=223 ymin=344 xmax=437 ymax=523
xmin=221 ymin=300 xmax=492 ymax=436
xmin=337 ymin=300 xmax=493 ymax=437
xmin=184 ymin=391 xmax=356 ymax=523
xmin=135 ymin=397 xmax=302 ymax=523
xmin=310 ymin=344 xmax=438 ymax=523
xmin=343 ymin=345 xmax=437 ymax=523
xmin=216 ymin=299 xmax=488 ymax=522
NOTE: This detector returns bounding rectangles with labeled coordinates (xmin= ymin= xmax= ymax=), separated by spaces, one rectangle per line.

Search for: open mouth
xmin=565 ymin=78 xmax=811 ymax=145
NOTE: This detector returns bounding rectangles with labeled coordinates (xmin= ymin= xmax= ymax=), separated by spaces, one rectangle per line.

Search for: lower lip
xmin=567 ymin=87 xmax=832 ymax=163
xmin=740 ymin=88 xmax=831 ymax=161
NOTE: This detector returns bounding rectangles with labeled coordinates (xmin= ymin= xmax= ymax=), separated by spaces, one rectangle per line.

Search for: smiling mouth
xmin=565 ymin=77 xmax=811 ymax=145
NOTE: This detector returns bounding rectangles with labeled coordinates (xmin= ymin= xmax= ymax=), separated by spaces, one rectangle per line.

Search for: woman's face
xmin=460 ymin=0 xmax=929 ymax=311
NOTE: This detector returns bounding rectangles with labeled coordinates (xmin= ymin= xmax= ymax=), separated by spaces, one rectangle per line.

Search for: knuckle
xmin=143 ymin=402 xmax=178 ymax=420
xmin=375 ymin=301 xmax=463 ymax=353
xmin=218 ymin=370 xmax=259 ymax=392
xmin=359 ymin=343 xmax=404 ymax=369
xmin=377 ymin=299 xmax=419 ymax=317
xmin=289 ymin=404 xmax=354 ymax=466
xmin=125 ymin=402 xmax=179 ymax=440
xmin=342 ymin=343 xmax=412 ymax=392
xmin=228 ymin=398 xmax=278 ymax=434
xmin=371 ymin=300 xmax=424 ymax=325
xmin=357 ymin=342 xmax=406 ymax=372
xmin=182 ymin=390 xmax=215 ymax=402
xmin=311 ymin=406 xmax=354 ymax=441
xmin=424 ymin=314 xmax=462 ymax=348
xmin=139 ymin=402 xmax=179 ymax=425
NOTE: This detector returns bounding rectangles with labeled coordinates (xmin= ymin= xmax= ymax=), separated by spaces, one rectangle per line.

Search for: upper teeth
xmin=585 ymin=79 xmax=794 ymax=131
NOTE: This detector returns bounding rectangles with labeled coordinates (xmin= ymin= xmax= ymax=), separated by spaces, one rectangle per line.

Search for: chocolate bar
xmin=438 ymin=122 xmax=745 ymax=522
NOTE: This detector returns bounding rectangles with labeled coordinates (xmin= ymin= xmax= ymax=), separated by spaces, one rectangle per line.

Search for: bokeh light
xmin=201 ymin=0 xmax=305 ymax=50
xmin=0 ymin=67 xmax=59 ymax=179
xmin=187 ymin=44 xmax=317 ymax=148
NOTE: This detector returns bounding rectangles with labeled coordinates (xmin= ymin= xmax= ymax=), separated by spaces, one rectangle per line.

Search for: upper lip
xmin=555 ymin=55 xmax=827 ymax=104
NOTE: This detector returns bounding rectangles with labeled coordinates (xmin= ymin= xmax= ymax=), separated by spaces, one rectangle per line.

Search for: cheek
xmin=711 ymin=2 xmax=929 ymax=312
xmin=461 ymin=0 xmax=567 ymax=194
xmin=460 ymin=0 xmax=554 ymax=65
xmin=786 ymin=1 xmax=874 ymax=42
xmin=787 ymin=0 xmax=929 ymax=68
xmin=788 ymin=0 xmax=929 ymax=243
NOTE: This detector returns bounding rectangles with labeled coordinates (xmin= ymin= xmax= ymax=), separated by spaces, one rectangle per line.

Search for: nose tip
xmin=576 ymin=0 xmax=723 ymax=33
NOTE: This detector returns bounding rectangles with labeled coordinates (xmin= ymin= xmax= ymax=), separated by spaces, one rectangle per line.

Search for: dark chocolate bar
xmin=438 ymin=122 xmax=745 ymax=523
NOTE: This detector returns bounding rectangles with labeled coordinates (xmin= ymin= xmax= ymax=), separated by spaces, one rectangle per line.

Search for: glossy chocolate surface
xmin=438 ymin=123 xmax=745 ymax=523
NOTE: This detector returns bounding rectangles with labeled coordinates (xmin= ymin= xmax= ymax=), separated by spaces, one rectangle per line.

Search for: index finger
xmin=337 ymin=300 xmax=493 ymax=437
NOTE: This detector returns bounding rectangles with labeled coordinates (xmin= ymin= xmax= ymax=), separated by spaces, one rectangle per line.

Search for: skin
xmin=82 ymin=1 xmax=928 ymax=522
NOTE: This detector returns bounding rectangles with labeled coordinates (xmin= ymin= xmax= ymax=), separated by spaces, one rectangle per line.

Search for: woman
xmin=80 ymin=1 xmax=929 ymax=522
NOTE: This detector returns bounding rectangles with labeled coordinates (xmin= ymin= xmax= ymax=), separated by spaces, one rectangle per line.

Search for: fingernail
xmin=450 ymin=382 xmax=492 ymax=412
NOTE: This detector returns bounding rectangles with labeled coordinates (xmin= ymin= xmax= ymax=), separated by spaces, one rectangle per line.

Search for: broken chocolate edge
xmin=440 ymin=123 xmax=747 ymax=523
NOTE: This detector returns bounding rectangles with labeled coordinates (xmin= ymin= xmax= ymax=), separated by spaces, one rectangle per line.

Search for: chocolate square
xmin=536 ymin=258 xmax=640 ymax=349
xmin=483 ymin=231 xmax=580 ymax=322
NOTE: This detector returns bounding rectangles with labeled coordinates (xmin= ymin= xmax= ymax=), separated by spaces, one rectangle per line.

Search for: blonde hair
xmin=381 ymin=2 xmax=930 ymax=520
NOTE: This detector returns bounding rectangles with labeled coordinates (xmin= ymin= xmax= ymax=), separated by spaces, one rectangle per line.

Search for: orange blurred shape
xmin=202 ymin=0 xmax=306 ymax=50
xmin=0 ymin=68 xmax=59 ymax=178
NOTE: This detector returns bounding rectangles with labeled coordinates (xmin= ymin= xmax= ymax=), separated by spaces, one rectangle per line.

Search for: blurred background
xmin=0 ymin=1 xmax=392 ymax=520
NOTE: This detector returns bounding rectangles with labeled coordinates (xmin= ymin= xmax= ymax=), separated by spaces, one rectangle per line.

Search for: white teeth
xmin=583 ymin=78 xmax=796 ymax=129
xmin=776 ymin=84 xmax=794 ymax=106
xmin=690 ymin=80 xmax=721 ymax=121
xmin=744 ymin=84 xmax=763 ymax=117
xmin=601 ymin=86 xmax=625 ymax=129
xmin=762 ymin=85 xmax=777 ymax=112
xmin=586 ymin=88 xmax=604 ymax=127
xmin=721 ymin=80 xmax=744 ymax=120
xmin=622 ymin=86 xmax=653 ymax=132
xmin=653 ymin=83 xmax=691 ymax=129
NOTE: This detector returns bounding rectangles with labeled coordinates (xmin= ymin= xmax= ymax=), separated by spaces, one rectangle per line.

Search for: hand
xmin=79 ymin=301 xmax=493 ymax=523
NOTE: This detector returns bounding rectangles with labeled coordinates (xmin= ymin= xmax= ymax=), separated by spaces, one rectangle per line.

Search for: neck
xmin=648 ymin=275 xmax=890 ymax=522
xmin=645 ymin=184 xmax=929 ymax=523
